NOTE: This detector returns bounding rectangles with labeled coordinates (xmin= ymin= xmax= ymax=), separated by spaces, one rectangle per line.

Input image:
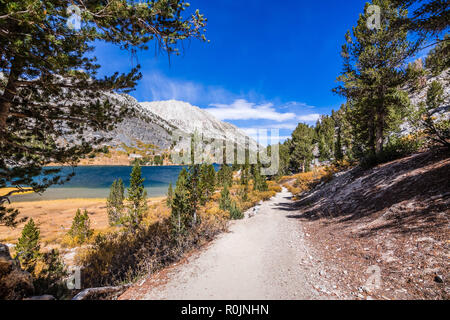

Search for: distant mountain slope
xmin=82 ymin=94 xmax=257 ymax=165
xmin=140 ymin=100 xmax=254 ymax=148
xmin=101 ymin=93 xmax=176 ymax=150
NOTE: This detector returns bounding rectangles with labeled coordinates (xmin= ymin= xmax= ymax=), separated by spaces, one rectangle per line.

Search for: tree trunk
xmin=0 ymin=99 xmax=10 ymax=133
xmin=0 ymin=59 xmax=21 ymax=134
xmin=375 ymin=105 xmax=385 ymax=154
xmin=367 ymin=114 xmax=376 ymax=154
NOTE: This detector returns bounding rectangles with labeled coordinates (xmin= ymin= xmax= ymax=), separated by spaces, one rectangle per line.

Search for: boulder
xmin=0 ymin=243 xmax=34 ymax=300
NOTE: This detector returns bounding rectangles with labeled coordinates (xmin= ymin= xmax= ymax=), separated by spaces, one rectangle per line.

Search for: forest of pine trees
xmin=276 ymin=0 xmax=449 ymax=176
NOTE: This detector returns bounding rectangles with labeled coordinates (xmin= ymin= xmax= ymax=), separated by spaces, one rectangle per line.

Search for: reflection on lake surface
xmin=11 ymin=165 xmax=197 ymax=202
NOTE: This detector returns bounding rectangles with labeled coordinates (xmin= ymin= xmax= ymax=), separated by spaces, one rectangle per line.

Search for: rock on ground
xmin=0 ymin=243 xmax=34 ymax=300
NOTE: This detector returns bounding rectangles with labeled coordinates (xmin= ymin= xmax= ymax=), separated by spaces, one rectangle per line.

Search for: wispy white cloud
xmin=141 ymin=73 xmax=322 ymax=132
xmin=280 ymin=101 xmax=317 ymax=110
xmin=297 ymin=113 xmax=320 ymax=122
xmin=205 ymin=99 xmax=296 ymax=122
xmin=240 ymin=123 xmax=298 ymax=130
xmin=241 ymin=128 xmax=290 ymax=145
xmin=266 ymin=123 xmax=299 ymax=130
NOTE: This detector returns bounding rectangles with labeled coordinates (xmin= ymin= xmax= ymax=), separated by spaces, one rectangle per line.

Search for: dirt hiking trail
xmin=121 ymin=188 xmax=340 ymax=300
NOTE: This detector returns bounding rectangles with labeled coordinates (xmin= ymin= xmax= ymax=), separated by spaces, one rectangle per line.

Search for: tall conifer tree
xmin=124 ymin=163 xmax=148 ymax=230
xmin=15 ymin=218 xmax=40 ymax=273
xmin=107 ymin=178 xmax=125 ymax=226
xmin=171 ymin=168 xmax=189 ymax=234
xmin=334 ymin=0 xmax=417 ymax=155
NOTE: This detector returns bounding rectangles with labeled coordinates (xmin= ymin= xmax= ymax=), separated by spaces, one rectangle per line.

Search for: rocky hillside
xmin=101 ymin=93 xmax=176 ymax=150
xmin=95 ymin=94 xmax=256 ymax=159
xmin=292 ymin=149 xmax=449 ymax=299
xmin=140 ymin=100 xmax=253 ymax=148
xmin=400 ymin=68 xmax=449 ymax=135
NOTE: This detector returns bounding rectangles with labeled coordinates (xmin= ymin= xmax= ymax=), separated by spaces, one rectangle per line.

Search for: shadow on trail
xmin=273 ymin=201 xmax=299 ymax=212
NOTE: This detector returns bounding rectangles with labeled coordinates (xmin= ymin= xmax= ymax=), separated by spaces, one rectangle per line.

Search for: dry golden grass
xmin=267 ymin=180 xmax=282 ymax=193
xmin=228 ymin=182 xmax=278 ymax=212
xmin=144 ymin=198 xmax=171 ymax=225
xmin=0 ymin=196 xmax=166 ymax=246
xmin=280 ymin=166 xmax=336 ymax=198
xmin=194 ymin=181 xmax=280 ymax=221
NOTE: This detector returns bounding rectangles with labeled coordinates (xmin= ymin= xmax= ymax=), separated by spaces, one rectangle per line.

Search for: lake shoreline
xmin=5 ymin=165 xmax=197 ymax=202
xmin=0 ymin=196 xmax=167 ymax=244
xmin=11 ymin=195 xmax=166 ymax=204
xmin=43 ymin=164 xmax=181 ymax=167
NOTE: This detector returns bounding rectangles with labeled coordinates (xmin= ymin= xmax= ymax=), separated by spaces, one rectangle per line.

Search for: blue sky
xmin=91 ymin=0 xmax=428 ymax=141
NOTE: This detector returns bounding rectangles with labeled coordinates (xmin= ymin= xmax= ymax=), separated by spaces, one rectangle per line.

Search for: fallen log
xmin=72 ymin=284 xmax=131 ymax=300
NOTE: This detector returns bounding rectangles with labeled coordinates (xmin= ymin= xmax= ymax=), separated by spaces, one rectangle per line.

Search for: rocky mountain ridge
xmin=101 ymin=95 xmax=255 ymax=155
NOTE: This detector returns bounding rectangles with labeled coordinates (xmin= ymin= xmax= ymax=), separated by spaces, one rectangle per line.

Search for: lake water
xmin=11 ymin=166 xmax=195 ymax=202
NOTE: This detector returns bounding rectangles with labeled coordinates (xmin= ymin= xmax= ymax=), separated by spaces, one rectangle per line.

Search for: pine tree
xmin=240 ymin=181 xmax=249 ymax=202
xmin=392 ymin=0 xmax=449 ymax=37
xmin=107 ymin=178 xmax=125 ymax=226
xmin=277 ymin=142 xmax=291 ymax=177
xmin=33 ymin=249 xmax=67 ymax=297
xmin=15 ymin=218 xmax=40 ymax=273
xmin=334 ymin=0 xmax=417 ymax=156
xmin=124 ymin=163 xmax=148 ymax=230
xmin=170 ymin=168 xmax=189 ymax=235
xmin=199 ymin=164 xmax=216 ymax=205
xmin=217 ymin=165 xmax=233 ymax=186
xmin=240 ymin=157 xmax=250 ymax=185
xmin=0 ymin=0 xmax=207 ymax=226
xmin=206 ymin=164 xmax=217 ymax=194
xmin=228 ymin=201 xmax=244 ymax=220
xmin=219 ymin=184 xmax=232 ymax=212
xmin=217 ymin=165 xmax=224 ymax=185
xmin=417 ymin=81 xmax=450 ymax=148
xmin=219 ymin=184 xmax=243 ymax=220
xmin=315 ymin=115 xmax=335 ymax=161
xmin=332 ymin=104 xmax=354 ymax=161
xmin=406 ymin=59 xmax=428 ymax=91
xmin=68 ymin=209 xmax=93 ymax=245
xmin=252 ymin=162 xmax=268 ymax=192
xmin=166 ymin=183 xmax=174 ymax=208
xmin=186 ymin=165 xmax=201 ymax=225
xmin=198 ymin=164 xmax=208 ymax=205
xmin=425 ymin=34 xmax=450 ymax=76
xmin=288 ymin=123 xmax=315 ymax=172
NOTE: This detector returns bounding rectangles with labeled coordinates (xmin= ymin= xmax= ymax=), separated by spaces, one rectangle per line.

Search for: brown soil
xmin=290 ymin=150 xmax=449 ymax=300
